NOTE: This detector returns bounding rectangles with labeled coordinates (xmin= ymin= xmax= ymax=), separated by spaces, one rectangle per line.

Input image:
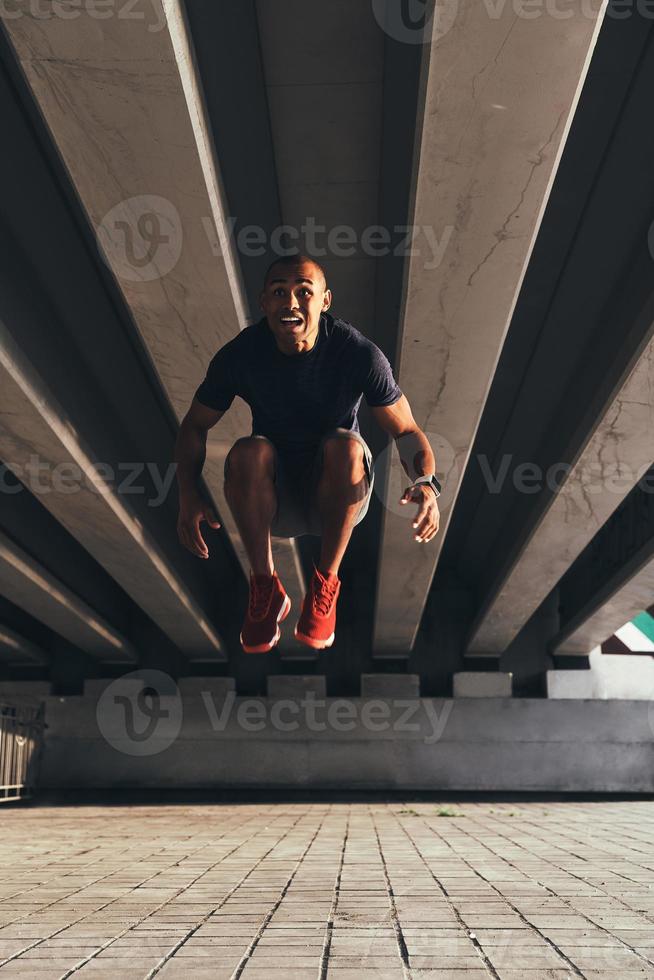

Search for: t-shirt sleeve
xmin=194 ymin=345 xmax=237 ymax=411
xmin=361 ymin=342 xmax=403 ymax=407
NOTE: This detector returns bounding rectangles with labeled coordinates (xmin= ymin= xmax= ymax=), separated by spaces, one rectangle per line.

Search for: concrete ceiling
xmin=1 ymin=0 xmax=653 ymax=692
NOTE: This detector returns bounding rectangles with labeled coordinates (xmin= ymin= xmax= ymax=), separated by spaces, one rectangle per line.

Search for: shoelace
xmin=312 ymin=575 xmax=338 ymax=616
xmin=249 ymin=575 xmax=274 ymax=620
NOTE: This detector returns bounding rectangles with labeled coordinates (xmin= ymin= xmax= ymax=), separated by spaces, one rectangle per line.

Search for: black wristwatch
xmin=411 ymin=474 xmax=442 ymax=499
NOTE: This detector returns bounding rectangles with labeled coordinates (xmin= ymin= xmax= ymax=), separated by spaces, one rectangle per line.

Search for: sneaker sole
xmin=293 ymin=625 xmax=335 ymax=650
xmin=240 ymin=594 xmax=291 ymax=654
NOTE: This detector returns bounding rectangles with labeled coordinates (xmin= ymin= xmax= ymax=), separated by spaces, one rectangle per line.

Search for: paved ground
xmin=0 ymin=800 xmax=652 ymax=978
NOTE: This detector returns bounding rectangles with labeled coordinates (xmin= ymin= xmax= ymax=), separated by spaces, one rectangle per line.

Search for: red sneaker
xmin=294 ymin=566 xmax=341 ymax=650
xmin=240 ymin=572 xmax=291 ymax=654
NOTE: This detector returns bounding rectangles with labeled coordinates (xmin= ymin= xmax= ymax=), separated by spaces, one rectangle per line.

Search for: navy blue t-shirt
xmin=195 ymin=312 xmax=402 ymax=455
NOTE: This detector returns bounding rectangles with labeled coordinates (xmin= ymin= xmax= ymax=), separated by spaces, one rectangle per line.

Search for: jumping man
xmin=175 ymin=255 xmax=440 ymax=653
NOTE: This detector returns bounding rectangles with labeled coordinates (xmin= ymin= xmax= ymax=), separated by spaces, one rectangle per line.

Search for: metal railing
xmin=0 ymin=701 xmax=45 ymax=802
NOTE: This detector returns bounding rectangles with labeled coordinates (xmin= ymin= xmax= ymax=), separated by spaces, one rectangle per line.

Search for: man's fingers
xmin=414 ymin=523 xmax=430 ymax=541
xmin=191 ymin=522 xmax=209 ymax=558
xmin=413 ymin=506 xmax=440 ymax=542
xmin=179 ymin=519 xmax=209 ymax=558
xmin=177 ymin=502 xmax=221 ymax=558
xmin=203 ymin=507 xmax=221 ymax=530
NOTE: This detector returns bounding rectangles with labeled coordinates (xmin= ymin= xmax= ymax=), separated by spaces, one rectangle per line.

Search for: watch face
xmin=415 ymin=476 xmax=441 ymax=497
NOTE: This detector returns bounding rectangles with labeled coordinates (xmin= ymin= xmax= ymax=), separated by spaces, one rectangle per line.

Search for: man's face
xmin=260 ymin=261 xmax=332 ymax=354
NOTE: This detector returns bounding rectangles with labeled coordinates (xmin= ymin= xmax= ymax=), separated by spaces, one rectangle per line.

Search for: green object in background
xmin=632 ymin=611 xmax=654 ymax=645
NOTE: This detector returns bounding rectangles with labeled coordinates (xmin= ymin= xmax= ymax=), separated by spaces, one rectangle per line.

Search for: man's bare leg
xmin=316 ymin=436 xmax=367 ymax=577
xmin=224 ymin=437 xmax=276 ymax=577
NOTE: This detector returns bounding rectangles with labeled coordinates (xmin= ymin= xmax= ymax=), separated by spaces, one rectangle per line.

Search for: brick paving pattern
xmin=0 ymin=800 xmax=652 ymax=978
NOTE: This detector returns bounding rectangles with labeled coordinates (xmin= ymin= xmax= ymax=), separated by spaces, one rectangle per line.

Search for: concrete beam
xmin=2 ymin=0 xmax=306 ymax=653
xmin=372 ymin=0 xmax=605 ymax=655
xmin=469 ymin=334 xmax=654 ymax=656
xmin=267 ymin=676 xmax=326 ymax=700
xmin=453 ymin=672 xmax=513 ymax=698
xmin=255 ymin=0 xmax=384 ymax=334
xmin=0 ymin=322 xmax=223 ymax=661
xmin=0 ymin=531 xmax=134 ymax=664
xmin=360 ymin=674 xmax=420 ymax=698
xmin=0 ymin=624 xmax=47 ymax=666
xmin=553 ymin=544 xmax=654 ymax=658
xmin=177 ymin=677 xmax=235 ymax=699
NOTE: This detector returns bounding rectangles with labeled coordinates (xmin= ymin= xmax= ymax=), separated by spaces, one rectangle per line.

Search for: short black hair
xmin=263 ymin=254 xmax=327 ymax=289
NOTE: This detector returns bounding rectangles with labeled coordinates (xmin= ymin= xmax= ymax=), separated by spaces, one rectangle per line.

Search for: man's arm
xmin=174 ymin=398 xmax=225 ymax=559
xmin=369 ymin=394 xmax=440 ymax=543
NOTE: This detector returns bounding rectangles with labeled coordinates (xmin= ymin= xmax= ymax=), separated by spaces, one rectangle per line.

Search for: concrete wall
xmin=548 ymin=648 xmax=654 ymax=699
xmin=32 ymin=691 xmax=654 ymax=793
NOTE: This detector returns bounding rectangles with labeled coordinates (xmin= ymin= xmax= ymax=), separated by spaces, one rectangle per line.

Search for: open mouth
xmin=280 ymin=315 xmax=303 ymax=328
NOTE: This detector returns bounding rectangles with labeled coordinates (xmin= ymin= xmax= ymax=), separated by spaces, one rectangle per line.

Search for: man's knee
xmin=225 ymin=437 xmax=275 ymax=481
xmin=321 ymin=432 xmax=366 ymax=478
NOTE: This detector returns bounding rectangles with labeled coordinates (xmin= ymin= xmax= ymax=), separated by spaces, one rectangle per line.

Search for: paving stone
xmin=494 ymin=973 xmax=581 ymax=980
xmin=157 ymin=966 xmax=234 ymax=980
xmin=408 ymin=972 xmax=492 ymax=979
xmin=0 ymin=800 xmax=652 ymax=979
xmin=409 ymin=954 xmax=489 ymax=968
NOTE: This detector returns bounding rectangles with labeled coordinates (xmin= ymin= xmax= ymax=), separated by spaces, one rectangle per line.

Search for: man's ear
xmin=322 ymin=289 xmax=332 ymax=311
xmin=259 ymin=290 xmax=266 ymax=312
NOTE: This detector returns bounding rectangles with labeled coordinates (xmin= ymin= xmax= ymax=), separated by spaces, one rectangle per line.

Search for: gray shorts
xmin=224 ymin=428 xmax=374 ymax=539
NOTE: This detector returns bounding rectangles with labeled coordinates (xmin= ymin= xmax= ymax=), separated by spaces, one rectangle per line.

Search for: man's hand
xmin=400 ymin=484 xmax=440 ymax=543
xmin=177 ymin=492 xmax=221 ymax=559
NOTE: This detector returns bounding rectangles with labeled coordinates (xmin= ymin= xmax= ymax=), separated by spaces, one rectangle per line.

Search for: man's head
xmin=259 ymin=255 xmax=332 ymax=355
